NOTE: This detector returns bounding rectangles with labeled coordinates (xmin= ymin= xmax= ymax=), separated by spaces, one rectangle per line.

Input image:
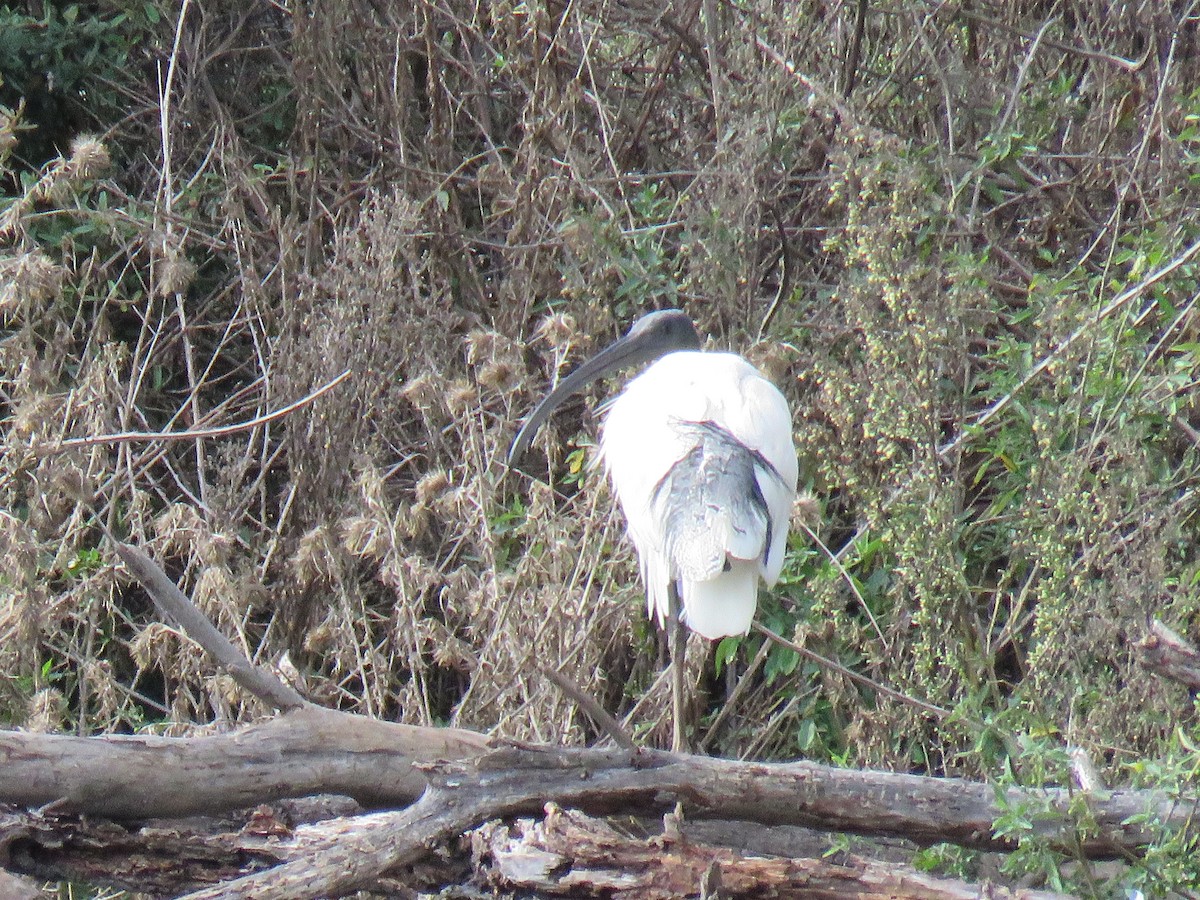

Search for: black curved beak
xmin=507 ymin=330 xmax=658 ymax=466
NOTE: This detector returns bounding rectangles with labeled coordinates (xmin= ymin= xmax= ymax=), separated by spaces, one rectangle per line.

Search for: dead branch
xmin=40 ymin=370 xmax=352 ymax=454
xmin=111 ymin=540 xmax=307 ymax=712
xmin=6 ymin=724 xmax=1192 ymax=857
xmin=0 ymin=801 xmax=1068 ymax=899
xmin=476 ymin=803 xmax=1070 ymax=899
xmin=0 ymin=706 xmax=488 ymax=819
xmin=0 ymin=737 xmax=1164 ymax=900
xmin=1139 ymin=619 xmax=1200 ymax=692
xmin=3 ymin=543 xmax=1187 ymax=897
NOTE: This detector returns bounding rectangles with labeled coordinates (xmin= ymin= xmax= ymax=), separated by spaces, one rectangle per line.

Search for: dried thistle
xmin=25 ymin=687 xmax=67 ymax=733
xmin=415 ymin=470 xmax=450 ymax=504
xmin=293 ymin=524 xmax=343 ymax=587
xmin=63 ymin=134 xmax=111 ymax=181
xmin=536 ymin=311 xmax=579 ymax=351
xmin=154 ymin=246 xmax=198 ymax=297
xmin=0 ymin=250 xmax=64 ymax=319
xmin=445 ymin=377 xmax=477 ymax=416
xmin=477 ymin=358 xmax=519 ymax=392
xmin=399 ymin=372 xmax=437 ymax=410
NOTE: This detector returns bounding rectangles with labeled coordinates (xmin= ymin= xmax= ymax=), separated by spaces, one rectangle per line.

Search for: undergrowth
xmin=2 ymin=0 xmax=1200 ymax=894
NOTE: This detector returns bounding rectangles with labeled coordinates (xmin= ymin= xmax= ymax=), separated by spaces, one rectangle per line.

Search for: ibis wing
xmin=651 ymin=421 xmax=774 ymax=582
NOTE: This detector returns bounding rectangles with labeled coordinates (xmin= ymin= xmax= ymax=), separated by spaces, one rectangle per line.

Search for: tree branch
xmin=111 ymin=540 xmax=308 ymax=713
xmin=0 ymin=706 xmax=489 ymax=818
xmin=2 ymin=740 xmax=1166 ymax=900
xmin=1139 ymin=619 xmax=1200 ymax=692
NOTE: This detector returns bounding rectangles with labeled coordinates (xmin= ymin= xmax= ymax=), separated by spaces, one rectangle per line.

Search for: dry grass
xmin=1 ymin=1 xmax=1199 ymax=808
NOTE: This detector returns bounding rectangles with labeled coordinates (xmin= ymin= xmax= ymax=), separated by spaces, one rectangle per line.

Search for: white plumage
xmin=600 ymin=351 xmax=798 ymax=639
xmin=507 ymin=309 xmax=798 ymax=750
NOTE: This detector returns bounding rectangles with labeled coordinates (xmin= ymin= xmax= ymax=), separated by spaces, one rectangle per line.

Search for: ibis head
xmin=507 ymin=309 xmax=701 ymax=465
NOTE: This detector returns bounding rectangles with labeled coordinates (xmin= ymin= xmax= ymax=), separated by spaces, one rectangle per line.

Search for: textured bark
xmin=1139 ymin=619 xmax=1200 ymax=691
xmin=0 ymin=867 xmax=41 ymax=900
xmin=3 ymin=741 xmax=1195 ymax=899
xmin=0 ymin=706 xmax=489 ymax=818
xmin=475 ymin=803 xmax=1069 ymax=899
xmin=179 ymin=745 xmax=1197 ymax=899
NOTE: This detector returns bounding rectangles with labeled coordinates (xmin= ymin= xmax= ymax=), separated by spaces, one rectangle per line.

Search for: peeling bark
xmin=475 ymin=804 xmax=1070 ymax=899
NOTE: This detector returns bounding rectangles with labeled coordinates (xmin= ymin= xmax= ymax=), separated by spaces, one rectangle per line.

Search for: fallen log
xmin=475 ymin=803 xmax=1070 ymax=899
xmin=169 ymin=741 xmax=1195 ymax=899
xmin=2 ymin=724 xmax=1192 ymax=857
xmin=0 ymin=707 xmax=488 ymax=818
xmin=1 ymin=800 xmax=1070 ymax=899
xmin=4 ymin=539 xmax=1189 ymax=899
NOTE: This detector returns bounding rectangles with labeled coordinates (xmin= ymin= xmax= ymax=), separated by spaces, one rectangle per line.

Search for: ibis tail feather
xmin=679 ymin=559 xmax=759 ymax=640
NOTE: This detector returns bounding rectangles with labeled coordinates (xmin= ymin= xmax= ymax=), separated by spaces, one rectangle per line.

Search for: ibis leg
xmin=668 ymin=583 xmax=687 ymax=753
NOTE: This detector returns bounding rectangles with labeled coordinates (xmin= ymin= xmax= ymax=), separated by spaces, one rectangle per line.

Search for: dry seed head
xmin=64 ymin=134 xmax=110 ymax=180
xmin=792 ymin=492 xmax=822 ymax=530
xmin=25 ymin=687 xmax=67 ymax=733
xmin=10 ymin=392 xmax=60 ymax=442
xmin=400 ymin=373 xmax=437 ymax=409
xmin=155 ymin=247 xmax=197 ymax=297
xmin=423 ymin=620 xmax=476 ymax=672
xmin=294 ymin=525 xmax=342 ymax=586
xmin=83 ymin=659 xmax=121 ymax=724
xmin=445 ymin=377 xmax=477 ymax=416
xmin=441 ymin=565 xmax=481 ymax=608
xmin=193 ymin=565 xmax=239 ymax=616
xmin=153 ymin=503 xmax=207 ymax=556
xmin=432 ymin=486 xmax=471 ymax=520
xmin=0 ymin=513 xmax=40 ymax=584
xmin=341 ymin=513 xmax=388 ymax=560
xmin=354 ymin=464 xmax=387 ymax=512
xmin=197 ymin=530 xmax=234 ymax=567
xmin=415 ymin=469 xmax=450 ymax=504
xmin=400 ymin=502 xmax=431 ymax=541
xmin=536 ymin=312 xmax=579 ymax=350
xmin=464 ymin=329 xmax=500 ymax=365
xmin=303 ymin=621 xmax=336 ymax=654
xmin=387 ymin=554 xmax=439 ymax=595
xmin=477 ymin=358 xmax=519 ymax=392
xmin=130 ymin=622 xmax=179 ymax=669
xmin=3 ymin=251 xmax=64 ymax=314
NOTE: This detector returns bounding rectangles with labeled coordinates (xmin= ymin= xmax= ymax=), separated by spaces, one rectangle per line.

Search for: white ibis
xmin=508 ymin=309 xmax=798 ymax=751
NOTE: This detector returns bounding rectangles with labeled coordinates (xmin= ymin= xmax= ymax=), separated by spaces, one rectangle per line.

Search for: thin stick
xmin=752 ymin=622 xmax=953 ymax=722
xmin=111 ymin=540 xmax=306 ymax=712
xmin=41 ymin=370 xmax=352 ymax=454
xmin=539 ymin=666 xmax=637 ymax=751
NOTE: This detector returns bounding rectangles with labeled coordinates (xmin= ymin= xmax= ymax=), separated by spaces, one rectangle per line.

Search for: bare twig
xmin=110 ymin=541 xmax=307 ymax=712
xmin=539 ymin=666 xmax=637 ymax=751
xmin=41 ymin=370 xmax=351 ymax=454
xmin=953 ymin=6 xmax=1151 ymax=71
xmin=752 ymin=623 xmax=954 ymax=722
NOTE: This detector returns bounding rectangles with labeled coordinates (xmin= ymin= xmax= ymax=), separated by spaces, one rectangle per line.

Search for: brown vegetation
xmin=3 ymin=0 xmax=1200 ymax=894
